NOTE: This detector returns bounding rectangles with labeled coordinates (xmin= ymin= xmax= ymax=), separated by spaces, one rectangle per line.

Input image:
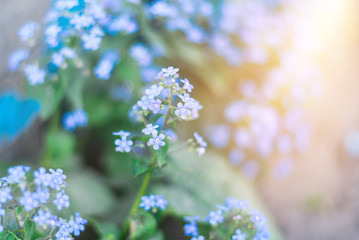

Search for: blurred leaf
xmin=24 ymin=220 xmax=35 ymax=240
xmin=129 ymin=211 xmax=157 ymax=240
xmin=66 ymin=170 xmax=116 ymax=215
xmin=25 ymin=78 xmax=67 ymax=119
xmin=91 ymin=218 xmax=120 ymax=240
xmin=133 ymin=158 xmax=157 ymax=177
xmin=154 ymin=138 xmax=169 ymax=167
xmin=151 ymin=146 xmax=283 ymax=240
xmin=44 ymin=129 xmax=75 ymax=168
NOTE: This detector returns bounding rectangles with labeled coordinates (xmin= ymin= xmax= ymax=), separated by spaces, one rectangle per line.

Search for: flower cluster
xmin=0 ymin=166 xmax=86 ymax=239
xmin=114 ymin=67 xmax=206 ymax=156
xmin=62 ymin=109 xmax=88 ymax=132
xmin=183 ymin=197 xmax=270 ymax=240
xmin=139 ymin=194 xmax=168 ymax=212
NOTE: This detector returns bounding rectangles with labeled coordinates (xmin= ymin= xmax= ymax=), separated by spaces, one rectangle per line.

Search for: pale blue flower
xmin=115 ymin=138 xmax=133 ymax=153
xmin=142 ymin=124 xmax=159 ymax=135
xmin=162 ymin=66 xmax=179 ymax=77
xmin=232 ymin=229 xmax=246 ymax=240
xmin=0 ymin=187 xmax=12 ymax=203
xmin=175 ymin=102 xmax=191 ymax=120
xmin=33 ymin=210 xmax=53 ymax=226
xmin=192 ymin=236 xmax=205 ymax=240
xmin=181 ymin=78 xmax=193 ymax=92
xmin=35 ymin=188 xmax=50 ymax=204
xmin=138 ymin=96 xmax=152 ymax=110
xmin=18 ymin=21 xmax=40 ymax=42
xmin=82 ymin=34 xmax=101 ymax=50
xmin=20 ymin=191 xmax=39 ymax=211
xmin=53 ymin=191 xmax=70 ymax=210
xmin=148 ymin=131 xmax=165 ymax=150
xmin=149 ymin=99 xmax=161 ymax=113
xmin=70 ymin=14 xmax=94 ymax=29
xmin=155 ymin=194 xmax=167 ymax=210
xmin=129 ymin=43 xmax=153 ymax=66
xmin=206 ymin=210 xmax=224 ymax=226
xmin=139 ymin=194 xmax=155 ymax=211
xmin=24 ymin=65 xmax=45 ymax=85
xmin=8 ymin=49 xmax=29 ymax=71
xmin=145 ymin=85 xmax=163 ymax=98
xmin=184 ymin=221 xmax=198 ymax=237
xmin=68 ymin=213 xmax=87 ymax=236
xmin=112 ymin=130 xmax=131 ymax=138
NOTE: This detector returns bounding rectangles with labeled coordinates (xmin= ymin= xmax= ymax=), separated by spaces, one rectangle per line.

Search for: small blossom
xmin=49 ymin=168 xmax=67 ymax=191
xmin=162 ymin=66 xmax=179 ymax=77
xmin=8 ymin=49 xmax=29 ymax=71
xmin=154 ymin=195 xmax=167 ymax=210
xmin=145 ymin=85 xmax=163 ymax=98
xmin=0 ymin=187 xmax=12 ymax=203
xmin=115 ymin=138 xmax=133 ymax=153
xmin=184 ymin=221 xmax=198 ymax=237
xmin=232 ymin=229 xmax=246 ymax=240
xmin=206 ymin=210 xmax=224 ymax=226
xmin=24 ymin=65 xmax=45 ymax=85
xmin=175 ymin=102 xmax=191 ymax=120
xmin=68 ymin=213 xmax=87 ymax=236
xmin=18 ymin=21 xmax=40 ymax=42
xmin=20 ymin=191 xmax=39 ymax=211
xmin=139 ymin=194 xmax=156 ymax=211
xmin=82 ymin=34 xmax=101 ymax=50
xmin=142 ymin=124 xmax=159 ymax=135
xmin=148 ymin=131 xmax=166 ymax=150
xmin=181 ymin=78 xmax=194 ymax=92
xmin=33 ymin=210 xmax=53 ymax=226
xmin=138 ymin=96 xmax=152 ymax=110
xmin=112 ymin=130 xmax=131 ymax=138
xmin=192 ymin=236 xmax=205 ymax=240
xmin=149 ymin=98 xmax=161 ymax=114
xmin=53 ymin=191 xmax=70 ymax=211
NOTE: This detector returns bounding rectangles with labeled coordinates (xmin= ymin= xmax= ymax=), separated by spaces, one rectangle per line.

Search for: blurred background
xmin=1 ymin=0 xmax=359 ymax=239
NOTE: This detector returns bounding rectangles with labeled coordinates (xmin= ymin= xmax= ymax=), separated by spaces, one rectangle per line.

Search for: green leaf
xmin=133 ymin=158 xmax=156 ymax=177
xmin=66 ymin=170 xmax=116 ymax=215
xmin=129 ymin=211 xmax=157 ymax=240
xmin=91 ymin=218 xmax=120 ymax=240
xmin=150 ymin=146 xmax=283 ymax=240
xmin=153 ymin=138 xmax=169 ymax=167
xmin=24 ymin=220 xmax=35 ymax=240
xmin=44 ymin=130 xmax=75 ymax=168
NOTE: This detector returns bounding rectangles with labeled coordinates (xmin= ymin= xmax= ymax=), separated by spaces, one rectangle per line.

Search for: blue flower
xmin=148 ymin=131 xmax=166 ymax=150
xmin=142 ymin=124 xmax=159 ymax=135
xmin=34 ymin=167 xmax=51 ymax=187
xmin=162 ymin=66 xmax=179 ymax=77
xmin=20 ymin=191 xmax=39 ymax=211
xmin=194 ymin=132 xmax=207 ymax=156
xmin=112 ymin=130 xmax=131 ymax=138
xmin=34 ymin=187 xmax=50 ymax=204
xmin=94 ymin=51 xmax=119 ymax=80
xmin=181 ymin=78 xmax=194 ymax=92
xmin=130 ymin=43 xmax=153 ymax=66
xmin=225 ymin=197 xmax=249 ymax=211
xmin=33 ymin=210 xmax=53 ymax=226
xmin=8 ymin=49 xmax=29 ymax=71
xmin=232 ymin=229 xmax=246 ymax=240
xmin=149 ymin=99 xmax=161 ymax=114
xmin=192 ymin=236 xmax=205 ymax=240
xmin=114 ymin=137 xmax=133 ymax=153
xmin=62 ymin=109 xmax=88 ymax=131
xmin=82 ymin=34 xmax=101 ymax=50
xmin=49 ymin=168 xmax=67 ymax=191
xmin=139 ymin=194 xmax=155 ymax=211
xmin=70 ymin=14 xmax=94 ymax=29
xmin=53 ymin=190 xmax=70 ymax=210
xmin=184 ymin=221 xmax=198 ymax=237
xmin=138 ymin=96 xmax=152 ymax=110
xmin=206 ymin=210 xmax=224 ymax=226
xmin=8 ymin=166 xmax=30 ymax=184
xmin=145 ymin=85 xmax=163 ymax=98
xmin=154 ymin=194 xmax=167 ymax=210
xmin=17 ymin=21 xmax=40 ymax=42
xmin=24 ymin=65 xmax=45 ymax=85
xmin=175 ymin=102 xmax=191 ymax=120
xmin=68 ymin=212 xmax=87 ymax=236
xmin=0 ymin=187 xmax=12 ymax=203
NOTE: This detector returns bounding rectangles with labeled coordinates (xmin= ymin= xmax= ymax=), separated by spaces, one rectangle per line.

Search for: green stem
xmin=8 ymin=231 xmax=21 ymax=240
xmin=162 ymin=90 xmax=173 ymax=130
xmin=120 ymin=155 xmax=157 ymax=240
